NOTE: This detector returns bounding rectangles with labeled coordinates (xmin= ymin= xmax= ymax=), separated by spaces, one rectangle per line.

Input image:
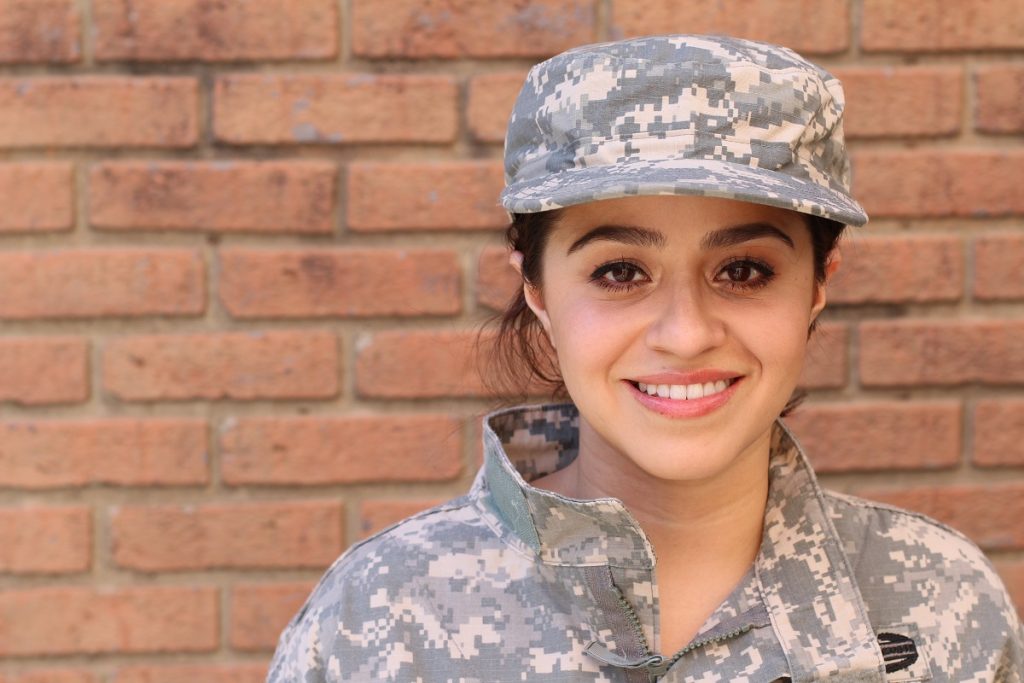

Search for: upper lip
xmin=628 ymin=370 xmax=743 ymax=385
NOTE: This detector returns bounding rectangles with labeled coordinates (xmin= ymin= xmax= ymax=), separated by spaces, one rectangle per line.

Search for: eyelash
xmin=588 ymin=258 xmax=776 ymax=293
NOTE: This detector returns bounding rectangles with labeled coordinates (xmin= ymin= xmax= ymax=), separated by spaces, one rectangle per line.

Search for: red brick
xmin=862 ymin=0 xmax=1024 ymax=51
xmin=974 ymin=233 xmax=1024 ymax=300
xmin=828 ymin=235 xmax=963 ymax=304
xmin=0 ymin=506 xmax=90 ymax=574
xmin=612 ymin=0 xmax=850 ymax=54
xmin=467 ymin=72 xmax=525 ymax=143
xmin=860 ymin=320 xmax=1024 ymax=387
xmin=93 ymin=0 xmax=337 ymax=62
xmin=0 ymin=418 xmax=207 ymax=488
xmin=357 ymin=330 xmax=490 ymax=398
xmin=0 ymin=669 xmax=98 ymax=683
xmin=352 ymin=0 xmax=595 ymax=58
xmin=89 ymin=160 xmax=336 ymax=234
xmin=0 ymin=162 xmax=72 ymax=233
xmin=214 ymin=74 xmax=457 ymax=145
xmin=360 ymin=500 xmax=445 ymax=539
xmin=837 ymin=67 xmax=961 ymax=138
xmin=995 ymin=561 xmax=1024 ymax=617
xmin=853 ymin=151 xmax=1024 ymax=218
xmin=219 ymin=248 xmax=461 ymax=319
xmin=477 ymin=245 xmax=518 ymax=311
xmin=0 ymin=249 xmax=204 ymax=320
xmin=0 ymin=0 xmax=79 ymax=64
xmin=785 ymin=401 xmax=961 ymax=473
xmin=229 ymin=581 xmax=314 ymax=651
xmin=800 ymin=322 xmax=848 ymax=390
xmin=0 ymin=586 xmax=217 ymax=656
xmin=857 ymin=484 xmax=1024 ymax=551
xmin=0 ymin=77 xmax=197 ymax=148
xmin=220 ymin=414 xmax=462 ymax=485
xmin=976 ymin=65 xmax=1024 ymax=134
xmin=111 ymin=501 xmax=343 ymax=572
xmin=973 ymin=400 xmax=1024 ymax=468
xmin=348 ymin=161 xmax=506 ymax=232
xmin=102 ymin=330 xmax=338 ymax=402
xmin=0 ymin=337 xmax=88 ymax=406
xmin=111 ymin=665 xmax=266 ymax=683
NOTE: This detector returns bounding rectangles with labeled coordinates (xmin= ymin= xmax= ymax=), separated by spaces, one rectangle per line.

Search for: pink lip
xmin=630 ymin=369 xmax=742 ymax=385
xmin=624 ymin=376 xmax=743 ymax=419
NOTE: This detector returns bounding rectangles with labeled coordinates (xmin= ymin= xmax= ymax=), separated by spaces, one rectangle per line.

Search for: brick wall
xmin=1 ymin=0 xmax=1022 ymax=678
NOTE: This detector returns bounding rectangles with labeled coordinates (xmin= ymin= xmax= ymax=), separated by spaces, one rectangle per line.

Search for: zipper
xmin=585 ymin=585 xmax=754 ymax=681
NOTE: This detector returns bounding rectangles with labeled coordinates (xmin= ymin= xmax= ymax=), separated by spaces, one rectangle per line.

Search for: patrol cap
xmin=500 ymin=34 xmax=868 ymax=227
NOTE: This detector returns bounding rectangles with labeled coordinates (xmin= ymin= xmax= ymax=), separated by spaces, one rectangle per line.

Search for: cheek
xmin=546 ymin=295 xmax=637 ymax=377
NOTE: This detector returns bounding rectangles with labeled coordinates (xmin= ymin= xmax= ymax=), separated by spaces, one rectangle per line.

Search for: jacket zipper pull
xmin=583 ymin=641 xmax=672 ymax=680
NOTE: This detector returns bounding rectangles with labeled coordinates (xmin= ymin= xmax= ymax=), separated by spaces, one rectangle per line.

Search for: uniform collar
xmin=480 ymin=402 xmax=886 ymax=681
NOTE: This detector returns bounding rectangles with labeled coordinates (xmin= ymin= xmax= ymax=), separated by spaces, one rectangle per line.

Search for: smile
xmin=624 ymin=376 xmax=742 ymax=418
xmin=635 ymin=378 xmax=736 ymax=400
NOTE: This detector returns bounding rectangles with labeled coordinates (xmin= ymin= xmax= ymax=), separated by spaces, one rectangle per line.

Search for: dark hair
xmin=483 ymin=207 xmax=846 ymax=414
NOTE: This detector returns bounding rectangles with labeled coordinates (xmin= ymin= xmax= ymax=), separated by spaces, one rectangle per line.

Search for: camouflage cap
xmin=500 ymin=34 xmax=868 ymax=226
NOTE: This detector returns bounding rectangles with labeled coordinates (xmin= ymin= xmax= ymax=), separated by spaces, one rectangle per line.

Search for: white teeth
xmin=634 ymin=378 xmax=735 ymax=400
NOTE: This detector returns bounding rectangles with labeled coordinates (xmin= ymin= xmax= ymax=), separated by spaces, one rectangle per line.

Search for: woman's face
xmin=522 ymin=194 xmax=837 ymax=483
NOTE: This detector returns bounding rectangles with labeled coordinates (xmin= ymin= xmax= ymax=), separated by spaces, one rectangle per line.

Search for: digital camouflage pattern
xmin=267 ymin=403 xmax=1022 ymax=682
xmin=500 ymin=34 xmax=869 ymax=227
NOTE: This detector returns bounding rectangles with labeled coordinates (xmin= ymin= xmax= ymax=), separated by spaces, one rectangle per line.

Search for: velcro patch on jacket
xmin=876 ymin=625 xmax=932 ymax=682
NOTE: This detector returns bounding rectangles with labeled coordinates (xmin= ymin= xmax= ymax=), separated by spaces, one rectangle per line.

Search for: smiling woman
xmin=267 ymin=35 xmax=1022 ymax=682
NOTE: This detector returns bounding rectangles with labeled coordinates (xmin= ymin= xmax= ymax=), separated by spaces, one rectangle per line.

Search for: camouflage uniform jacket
xmin=267 ymin=403 xmax=1023 ymax=682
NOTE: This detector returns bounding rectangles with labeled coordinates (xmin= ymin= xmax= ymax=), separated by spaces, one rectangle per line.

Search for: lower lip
xmin=625 ymin=378 xmax=742 ymax=418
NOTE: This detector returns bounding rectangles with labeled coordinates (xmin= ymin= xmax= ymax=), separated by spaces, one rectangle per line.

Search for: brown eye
xmin=724 ymin=263 xmax=754 ymax=282
xmin=605 ymin=263 xmax=641 ymax=283
xmin=714 ymin=258 xmax=775 ymax=290
xmin=590 ymin=261 xmax=649 ymax=291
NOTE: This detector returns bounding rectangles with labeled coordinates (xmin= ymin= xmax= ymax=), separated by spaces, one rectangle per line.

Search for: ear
xmin=509 ymin=250 xmax=555 ymax=347
xmin=809 ymin=246 xmax=842 ymax=324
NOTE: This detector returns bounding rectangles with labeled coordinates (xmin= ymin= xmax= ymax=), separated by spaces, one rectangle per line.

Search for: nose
xmin=643 ymin=281 xmax=727 ymax=358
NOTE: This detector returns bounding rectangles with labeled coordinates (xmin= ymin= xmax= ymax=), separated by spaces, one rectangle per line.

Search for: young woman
xmin=267 ymin=35 xmax=1022 ymax=682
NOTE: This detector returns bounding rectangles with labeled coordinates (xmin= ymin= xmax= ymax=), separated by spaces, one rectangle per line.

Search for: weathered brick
xmin=352 ymin=0 xmax=595 ymax=58
xmin=857 ymin=484 xmax=1024 ymax=551
xmin=0 ymin=586 xmax=218 ymax=656
xmin=348 ymin=161 xmax=506 ymax=232
xmin=93 ymin=0 xmax=337 ymax=62
xmin=785 ymin=401 xmax=961 ymax=473
xmin=837 ymin=67 xmax=961 ymax=138
xmin=800 ymin=322 xmax=848 ymax=390
xmin=612 ymin=0 xmax=850 ymax=54
xmin=467 ymin=71 xmax=525 ymax=143
xmin=0 ymin=506 xmax=90 ymax=574
xmin=214 ymin=74 xmax=457 ymax=145
xmin=0 ymin=249 xmax=204 ymax=319
xmin=860 ymin=320 xmax=1024 ymax=387
xmin=89 ymin=160 xmax=336 ymax=234
xmin=102 ymin=330 xmax=339 ymax=402
xmin=853 ymin=151 xmax=1024 ymax=218
xmin=111 ymin=665 xmax=266 ymax=683
xmin=0 ymin=418 xmax=208 ymax=488
xmin=477 ymin=245 xmax=518 ymax=311
xmin=0 ymin=162 xmax=73 ymax=233
xmin=862 ymin=0 xmax=1024 ymax=51
xmin=111 ymin=501 xmax=343 ymax=572
xmin=828 ymin=235 xmax=963 ymax=304
xmin=0 ymin=0 xmax=79 ymax=64
xmin=0 ymin=337 xmax=88 ymax=406
xmin=0 ymin=77 xmax=197 ymax=148
xmin=220 ymin=414 xmax=462 ymax=485
xmin=973 ymin=400 xmax=1024 ymax=468
xmin=976 ymin=65 xmax=1024 ymax=134
xmin=219 ymin=248 xmax=461 ymax=319
xmin=974 ymin=233 xmax=1024 ymax=300
xmin=995 ymin=561 xmax=1024 ymax=617
xmin=356 ymin=330 xmax=490 ymax=398
xmin=360 ymin=499 xmax=445 ymax=539
xmin=229 ymin=582 xmax=314 ymax=651
xmin=0 ymin=669 xmax=98 ymax=683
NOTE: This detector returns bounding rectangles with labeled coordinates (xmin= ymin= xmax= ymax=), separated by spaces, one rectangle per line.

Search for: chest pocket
xmin=877 ymin=624 xmax=932 ymax=682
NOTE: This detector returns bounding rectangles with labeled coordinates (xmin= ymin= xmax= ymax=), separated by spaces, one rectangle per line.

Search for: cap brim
xmin=499 ymin=157 xmax=868 ymax=227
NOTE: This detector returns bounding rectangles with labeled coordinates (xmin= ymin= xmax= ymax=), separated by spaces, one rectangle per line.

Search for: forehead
xmin=550 ymin=195 xmax=809 ymax=243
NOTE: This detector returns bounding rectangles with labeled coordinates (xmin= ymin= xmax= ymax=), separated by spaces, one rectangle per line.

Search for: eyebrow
xmin=566 ymin=221 xmax=795 ymax=255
